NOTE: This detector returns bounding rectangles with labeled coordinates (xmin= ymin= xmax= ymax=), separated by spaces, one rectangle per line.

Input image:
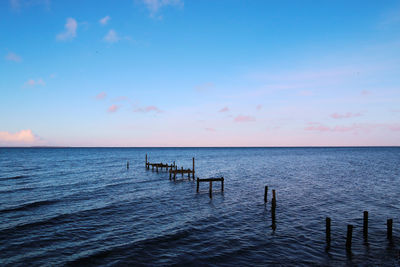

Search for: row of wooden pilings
xmin=263 ymin=186 xmax=395 ymax=247
xmin=326 ymin=211 xmax=394 ymax=251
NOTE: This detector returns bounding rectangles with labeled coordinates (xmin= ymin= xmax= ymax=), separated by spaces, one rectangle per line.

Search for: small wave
xmin=0 ymin=200 xmax=58 ymax=213
xmin=0 ymin=203 xmax=118 ymax=235
xmin=66 ymin=227 xmax=201 ymax=266
xmin=0 ymin=187 xmax=34 ymax=194
xmin=0 ymin=175 xmax=28 ymax=180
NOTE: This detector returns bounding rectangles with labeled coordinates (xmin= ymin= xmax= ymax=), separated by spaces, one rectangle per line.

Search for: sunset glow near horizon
xmin=1 ymin=0 xmax=400 ymax=147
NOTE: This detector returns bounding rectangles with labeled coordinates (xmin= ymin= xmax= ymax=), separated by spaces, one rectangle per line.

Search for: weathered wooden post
xmin=326 ymin=217 xmax=331 ymax=245
xmin=209 ymin=181 xmax=213 ymax=198
xmin=169 ymin=169 xmax=172 ymax=180
xmin=127 ymin=161 xmax=129 ymax=169
xmin=271 ymin=189 xmax=276 ymax=230
xmin=221 ymin=177 xmax=224 ymax=192
xmin=196 ymin=178 xmax=199 ymax=192
xmin=264 ymin=186 xmax=268 ymax=203
xmin=272 ymin=190 xmax=276 ymax=209
xmin=363 ymin=211 xmax=368 ymax=239
xmin=271 ymin=204 xmax=276 ymax=230
xmin=192 ymin=157 xmax=195 ymax=179
xmin=387 ymin=219 xmax=393 ymax=240
xmin=145 ymin=154 xmax=147 ymax=166
xmin=181 ymin=166 xmax=184 ymax=178
xmin=346 ymin=225 xmax=353 ymax=251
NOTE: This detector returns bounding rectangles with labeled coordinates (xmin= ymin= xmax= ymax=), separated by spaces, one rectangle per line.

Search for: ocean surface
xmin=0 ymin=147 xmax=399 ymax=266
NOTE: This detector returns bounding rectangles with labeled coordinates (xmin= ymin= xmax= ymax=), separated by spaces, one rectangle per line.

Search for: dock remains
xmin=196 ymin=177 xmax=224 ymax=198
xmin=145 ymin=154 xmax=176 ymax=172
xmin=169 ymin=157 xmax=195 ymax=180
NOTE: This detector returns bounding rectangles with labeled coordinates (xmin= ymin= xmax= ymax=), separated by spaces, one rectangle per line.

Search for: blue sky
xmin=1 ymin=0 xmax=400 ymax=146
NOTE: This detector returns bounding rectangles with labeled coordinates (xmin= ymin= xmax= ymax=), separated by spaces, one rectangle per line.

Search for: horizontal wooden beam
xmin=197 ymin=177 xmax=224 ymax=182
xmin=170 ymin=169 xmax=193 ymax=174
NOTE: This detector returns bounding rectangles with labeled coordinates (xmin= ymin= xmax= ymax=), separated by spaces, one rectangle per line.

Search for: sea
xmin=0 ymin=147 xmax=399 ymax=266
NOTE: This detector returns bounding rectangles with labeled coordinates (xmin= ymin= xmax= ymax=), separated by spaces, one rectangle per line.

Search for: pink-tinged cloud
xmin=0 ymin=129 xmax=37 ymax=144
xmin=256 ymin=104 xmax=263 ymax=111
xmin=330 ymin=112 xmax=362 ymax=119
xmin=134 ymin=105 xmax=162 ymax=113
xmin=5 ymin=52 xmax=22 ymax=62
xmin=234 ymin=115 xmax=255 ymax=122
xmin=108 ymin=104 xmax=119 ymax=113
xmin=219 ymin=107 xmax=229 ymax=112
xmin=96 ymin=92 xmax=107 ymax=100
xmin=205 ymin=127 xmax=216 ymax=132
xmin=305 ymin=122 xmax=400 ymax=133
xmin=24 ymin=78 xmax=45 ymax=87
xmin=361 ymin=90 xmax=371 ymax=96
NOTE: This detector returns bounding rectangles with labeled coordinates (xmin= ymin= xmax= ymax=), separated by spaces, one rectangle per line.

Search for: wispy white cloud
xmin=134 ymin=105 xmax=162 ymax=113
xmin=10 ymin=0 xmax=50 ymax=10
xmin=141 ymin=0 xmax=183 ymax=18
xmin=103 ymin=29 xmax=119 ymax=43
xmin=99 ymin=15 xmax=111 ymax=25
xmin=57 ymin=18 xmax=77 ymax=41
xmin=5 ymin=52 xmax=22 ymax=62
xmin=24 ymin=78 xmax=45 ymax=87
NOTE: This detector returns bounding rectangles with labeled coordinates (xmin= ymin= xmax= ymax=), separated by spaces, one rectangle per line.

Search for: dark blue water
xmin=1 ymin=147 xmax=399 ymax=266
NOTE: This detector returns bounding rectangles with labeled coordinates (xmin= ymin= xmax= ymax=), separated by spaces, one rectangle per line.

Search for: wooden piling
xmin=346 ymin=225 xmax=353 ymax=250
xmin=196 ymin=178 xmax=199 ymax=192
xmin=192 ymin=157 xmax=195 ymax=179
xmin=127 ymin=161 xmax=129 ymax=169
xmin=209 ymin=181 xmax=213 ymax=198
xmin=181 ymin=167 xmax=183 ymax=177
xmin=387 ymin=219 xmax=393 ymax=240
xmin=363 ymin=211 xmax=368 ymax=239
xmin=272 ymin=190 xmax=276 ymax=208
xmin=326 ymin=217 xmax=331 ymax=244
xmin=264 ymin=186 xmax=268 ymax=203
xmin=221 ymin=177 xmax=224 ymax=192
xmin=271 ymin=204 xmax=276 ymax=230
xmin=145 ymin=154 xmax=147 ymax=166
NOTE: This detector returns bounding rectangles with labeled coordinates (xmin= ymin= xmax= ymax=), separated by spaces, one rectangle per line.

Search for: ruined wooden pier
xmin=196 ymin=177 xmax=224 ymax=198
xmin=169 ymin=157 xmax=195 ymax=181
xmin=145 ymin=154 xmax=176 ymax=172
